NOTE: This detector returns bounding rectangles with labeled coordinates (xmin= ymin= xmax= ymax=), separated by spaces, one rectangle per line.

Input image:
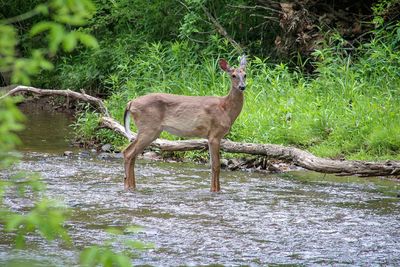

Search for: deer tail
xmin=124 ymin=102 xmax=134 ymax=141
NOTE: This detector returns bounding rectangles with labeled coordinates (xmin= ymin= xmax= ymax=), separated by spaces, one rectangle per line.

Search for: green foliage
xmin=33 ymin=0 xmax=277 ymax=94
xmin=3 ymin=198 xmax=71 ymax=248
xmin=0 ymin=97 xmax=24 ymax=168
xmin=30 ymin=22 xmax=98 ymax=53
xmin=1 ymin=0 xmax=98 ymax=244
xmin=0 ymin=25 xmax=17 ymax=72
xmin=0 ymin=0 xmax=98 ymax=85
xmin=0 ymin=97 xmax=71 ymax=249
xmin=1 ymin=1 xmax=151 ymax=265
xmin=372 ymin=0 xmax=399 ymax=26
xmin=80 ymin=226 xmax=154 ymax=267
xmin=178 ymin=0 xmax=276 ymax=55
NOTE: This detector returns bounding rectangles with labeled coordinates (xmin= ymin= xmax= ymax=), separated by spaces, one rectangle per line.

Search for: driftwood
xmin=0 ymin=85 xmax=109 ymax=116
xmin=3 ymin=85 xmax=400 ymax=178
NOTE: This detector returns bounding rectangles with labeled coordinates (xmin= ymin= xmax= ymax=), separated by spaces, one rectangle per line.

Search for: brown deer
xmin=123 ymin=56 xmax=247 ymax=192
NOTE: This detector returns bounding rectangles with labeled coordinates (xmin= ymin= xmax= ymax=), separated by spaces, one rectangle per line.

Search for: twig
xmin=201 ymin=6 xmax=244 ymax=53
xmin=227 ymin=4 xmax=283 ymax=14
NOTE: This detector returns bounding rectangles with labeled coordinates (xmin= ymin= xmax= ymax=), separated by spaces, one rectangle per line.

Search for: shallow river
xmin=1 ymin=109 xmax=400 ymax=266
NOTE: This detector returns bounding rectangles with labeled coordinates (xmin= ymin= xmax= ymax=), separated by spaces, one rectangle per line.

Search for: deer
xmin=123 ymin=55 xmax=247 ymax=192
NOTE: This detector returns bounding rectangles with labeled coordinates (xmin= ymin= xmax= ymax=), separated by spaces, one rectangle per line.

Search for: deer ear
xmin=240 ymin=55 xmax=247 ymax=69
xmin=219 ymin=59 xmax=231 ymax=72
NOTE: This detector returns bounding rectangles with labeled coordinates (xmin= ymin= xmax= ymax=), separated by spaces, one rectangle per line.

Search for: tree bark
xmin=3 ymin=85 xmax=400 ymax=178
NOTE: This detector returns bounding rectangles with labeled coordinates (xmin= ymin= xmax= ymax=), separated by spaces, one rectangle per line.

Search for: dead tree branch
xmin=100 ymin=117 xmax=400 ymax=178
xmin=0 ymin=85 xmax=110 ymax=116
xmin=201 ymin=6 xmax=243 ymax=53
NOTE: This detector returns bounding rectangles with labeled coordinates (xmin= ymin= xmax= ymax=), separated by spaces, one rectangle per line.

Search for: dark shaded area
xmin=274 ymin=0 xmax=376 ymax=57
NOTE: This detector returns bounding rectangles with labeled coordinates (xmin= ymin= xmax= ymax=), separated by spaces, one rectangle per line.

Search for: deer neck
xmin=223 ymin=86 xmax=244 ymax=122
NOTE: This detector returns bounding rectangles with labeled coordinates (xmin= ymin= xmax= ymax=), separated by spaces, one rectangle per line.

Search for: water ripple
xmin=1 ymin=152 xmax=399 ymax=266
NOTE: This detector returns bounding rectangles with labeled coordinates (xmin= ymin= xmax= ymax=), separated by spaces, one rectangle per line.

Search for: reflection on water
xmin=1 ymin=108 xmax=399 ymax=266
xmin=17 ymin=104 xmax=75 ymax=153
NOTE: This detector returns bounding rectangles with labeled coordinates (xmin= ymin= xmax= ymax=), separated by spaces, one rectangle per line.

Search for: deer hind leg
xmin=123 ymin=130 xmax=161 ymax=190
xmin=208 ymin=136 xmax=222 ymax=192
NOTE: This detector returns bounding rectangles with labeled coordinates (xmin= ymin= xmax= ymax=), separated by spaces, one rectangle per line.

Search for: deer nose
xmin=239 ymin=85 xmax=246 ymax=91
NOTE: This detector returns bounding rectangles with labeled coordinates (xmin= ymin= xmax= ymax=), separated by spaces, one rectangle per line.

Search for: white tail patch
xmin=124 ymin=110 xmax=134 ymax=140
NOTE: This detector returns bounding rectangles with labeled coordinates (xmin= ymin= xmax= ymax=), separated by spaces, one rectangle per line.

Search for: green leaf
xmin=30 ymin=21 xmax=55 ymax=36
xmin=80 ymin=246 xmax=100 ymax=266
xmin=62 ymin=32 xmax=77 ymax=52
xmin=35 ymin=4 xmax=49 ymax=15
xmin=39 ymin=59 xmax=54 ymax=70
xmin=15 ymin=234 xmax=26 ymax=249
xmin=49 ymin=24 xmax=65 ymax=53
xmin=5 ymin=214 xmax=24 ymax=231
xmin=115 ymin=254 xmax=132 ymax=267
xmin=124 ymin=240 xmax=154 ymax=250
xmin=124 ymin=225 xmax=144 ymax=234
xmin=76 ymin=32 xmax=99 ymax=49
xmin=106 ymin=227 xmax=123 ymax=235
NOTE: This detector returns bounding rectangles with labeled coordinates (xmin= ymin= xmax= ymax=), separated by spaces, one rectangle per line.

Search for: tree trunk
xmin=3 ymin=85 xmax=400 ymax=178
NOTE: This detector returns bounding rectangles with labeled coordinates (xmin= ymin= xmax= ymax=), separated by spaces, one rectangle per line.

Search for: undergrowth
xmin=65 ymin=24 xmax=400 ymax=160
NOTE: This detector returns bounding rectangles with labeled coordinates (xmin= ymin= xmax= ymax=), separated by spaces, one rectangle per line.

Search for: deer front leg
xmin=208 ymin=137 xmax=221 ymax=192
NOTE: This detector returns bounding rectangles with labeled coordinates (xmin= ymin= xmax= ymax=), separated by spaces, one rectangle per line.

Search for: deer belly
xmin=162 ymin=125 xmax=208 ymax=138
xmin=162 ymin=118 xmax=209 ymax=138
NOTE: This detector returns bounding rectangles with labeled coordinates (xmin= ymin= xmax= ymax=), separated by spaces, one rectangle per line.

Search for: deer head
xmin=219 ymin=55 xmax=247 ymax=91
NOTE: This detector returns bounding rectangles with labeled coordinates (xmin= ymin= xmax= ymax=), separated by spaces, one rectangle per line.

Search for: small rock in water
xmin=79 ymin=151 xmax=91 ymax=158
xmin=114 ymin=152 xmax=123 ymax=159
xmin=227 ymin=158 xmax=241 ymax=170
xmin=142 ymin=151 xmax=160 ymax=160
xmin=63 ymin=151 xmax=73 ymax=156
xmin=220 ymin=158 xmax=229 ymax=168
xmin=101 ymin=143 xmax=113 ymax=152
xmin=98 ymin=152 xmax=112 ymax=160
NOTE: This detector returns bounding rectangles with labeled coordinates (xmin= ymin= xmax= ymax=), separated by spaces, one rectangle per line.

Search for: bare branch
xmin=227 ymin=4 xmax=283 ymax=14
xmin=0 ymin=85 xmax=110 ymax=117
xmin=0 ymin=9 xmax=40 ymax=24
xmin=250 ymin=14 xmax=280 ymax=23
xmin=201 ymin=6 xmax=244 ymax=53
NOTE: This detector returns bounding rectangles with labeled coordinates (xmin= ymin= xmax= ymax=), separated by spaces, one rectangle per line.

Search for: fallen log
xmin=3 ymin=85 xmax=400 ymax=178
xmin=100 ymin=116 xmax=400 ymax=177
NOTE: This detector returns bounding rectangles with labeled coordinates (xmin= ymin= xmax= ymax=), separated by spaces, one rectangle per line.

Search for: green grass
xmin=58 ymin=26 xmax=400 ymax=161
